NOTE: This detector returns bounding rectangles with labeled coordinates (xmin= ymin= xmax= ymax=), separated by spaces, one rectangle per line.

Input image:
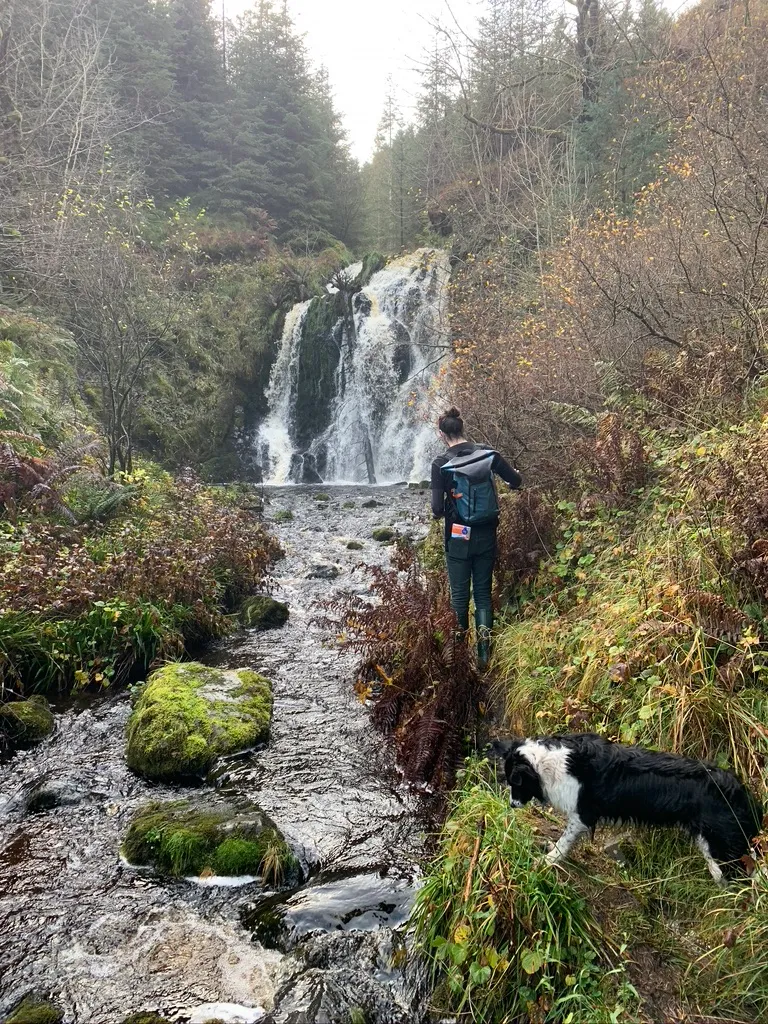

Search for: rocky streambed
xmin=0 ymin=485 xmax=436 ymax=1024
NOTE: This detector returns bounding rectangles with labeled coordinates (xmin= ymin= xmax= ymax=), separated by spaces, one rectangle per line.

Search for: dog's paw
xmin=544 ymin=847 xmax=563 ymax=866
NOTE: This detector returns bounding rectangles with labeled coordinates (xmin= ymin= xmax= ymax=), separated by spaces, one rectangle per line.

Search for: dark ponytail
xmin=438 ymin=407 xmax=464 ymax=439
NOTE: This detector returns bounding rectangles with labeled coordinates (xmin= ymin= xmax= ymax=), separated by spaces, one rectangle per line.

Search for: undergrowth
xmin=416 ymin=759 xmax=768 ymax=1023
xmin=0 ymin=464 xmax=280 ymax=701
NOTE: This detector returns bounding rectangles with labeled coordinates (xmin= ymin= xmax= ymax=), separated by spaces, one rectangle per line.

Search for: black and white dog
xmin=491 ymin=733 xmax=763 ymax=883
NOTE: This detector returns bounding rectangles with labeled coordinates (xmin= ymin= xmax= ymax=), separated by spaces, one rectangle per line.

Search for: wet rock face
xmin=246 ymin=870 xmax=414 ymax=953
xmin=306 ymin=564 xmax=340 ymax=581
xmin=241 ymin=596 xmax=290 ymax=630
xmin=123 ymin=798 xmax=298 ymax=883
xmin=125 ymin=663 xmax=272 ymax=781
xmin=263 ymin=930 xmax=426 ymax=1024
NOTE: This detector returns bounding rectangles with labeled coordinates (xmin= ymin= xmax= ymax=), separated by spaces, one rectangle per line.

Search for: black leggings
xmin=445 ymin=525 xmax=496 ymax=630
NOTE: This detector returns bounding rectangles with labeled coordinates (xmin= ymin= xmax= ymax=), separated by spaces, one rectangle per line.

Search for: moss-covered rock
xmin=0 ymin=695 xmax=54 ymax=748
xmin=240 ymin=595 xmax=289 ymax=630
xmin=353 ymin=252 xmax=387 ymax=288
xmin=125 ymin=663 xmax=272 ymax=781
xmin=5 ymin=996 xmax=63 ymax=1024
xmin=274 ymin=509 xmax=294 ymax=522
xmin=346 ymin=541 xmax=364 ymax=551
xmin=361 ymin=499 xmax=382 ymax=509
xmin=371 ymin=527 xmax=397 ymax=543
xmin=313 ymin=492 xmax=330 ymax=502
xmin=123 ymin=798 xmax=297 ymax=883
xmin=343 ymin=501 xmax=356 ymax=509
xmin=121 ymin=1014 xmax=172 ymax=1024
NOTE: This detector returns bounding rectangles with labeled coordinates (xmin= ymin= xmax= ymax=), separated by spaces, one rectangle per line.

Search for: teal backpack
xmin=442 ymin=448 xmax=499 ymax=525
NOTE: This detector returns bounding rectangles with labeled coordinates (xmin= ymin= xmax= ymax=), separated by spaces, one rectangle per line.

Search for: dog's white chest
xmin=520 ymin=742 xmax=581 ymax=814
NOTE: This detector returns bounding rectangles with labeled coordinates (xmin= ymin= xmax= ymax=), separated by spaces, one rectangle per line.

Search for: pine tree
xmin=223 ymin=0 xmax=349 ymax=243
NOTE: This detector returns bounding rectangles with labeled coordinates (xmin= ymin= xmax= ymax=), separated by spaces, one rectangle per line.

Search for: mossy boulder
xmin=125 ymin=663 xmax=272 ymax=782
xmin=5 ymin=996 xmax=63 ymax=1024
xmin=346 ymin=541 xmax=364 ymax=551
xmin=274 ymin=509 xmax=294 ymax=522
xmin=240 ymin=595 xmax=289 ymax=630
xmin=371 ymin=527 xmax=397 ymax=543
xmin=121 ymin=1015 xmax=172 ymax=1024
xmin=0 ymin=696 xmax=54 ymax=748
xmin=361 ymin=499 xmax=382 ymax=509
xmin=343 ymin=501 xmax=356 ymax=509
xmin=313 ymin=492 xmax=330 ymax=502
xmin=123 ymin=798 xmax=297 ymax=883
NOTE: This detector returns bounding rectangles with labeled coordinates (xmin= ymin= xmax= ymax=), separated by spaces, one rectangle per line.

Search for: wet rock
xmin=125 ymin=663 xmax=272 ymax=781
xmin=264 ymin=931 xmax=423 ymax=1024
xmin=5 ymin=995 xmax=63 ymax=1023
xmin=371 ymin=528 xmax=397 ymax=543
xmin=345 ymin=541 xmax=363 ymax=551
xmin=342 ymin=501 xmax=355 ymax=509
xmin=25 ymin=776 xmax=88 ymax=813
xmin=312 ymin=493 xmax=330 ymax=502
xmin=123 ymin=798 xmax=297 ymax=882
xmin=247 ymin=871 xmax=414 ymax=953
xmin=361 ymin=499 xmax=382 ymax=508
xmin=189 ymin=1004 xmax=266 ymax=1024
xmin=306 ymin=564 xmax=340 ymax=581
xmin=0 ymin=696 xmax=54 ymax=749
xmin=241 ymin=596 xmax=290 ymax=630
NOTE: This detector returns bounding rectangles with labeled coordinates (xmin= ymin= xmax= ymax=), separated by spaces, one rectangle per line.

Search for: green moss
xmin=346 ymin=540 xmax=364 ymax=550
xmin=372 ymin=527 xmax=397 ymax=543
xmin=0 ymin=695 xmax=55 ymax=746
xmin=5 ymin=997 xmax=63 ymax=1024
xmin=125 ymin=663 xmax=272 ymax=781
xmin=123 ymin=799 xmax=296 ymax=882
xmin=294 ymin=292 xmax=346 ymax=447
xmin=313 ymin=492 xmax=330 ymax=502
xmin=354 ymin=252 xmax=386 ymax=288
xmin=417 ymin=519 xmax=445 ymax=571
xmin=274 ymin=509 xmax=294 ymax=522
xmin=240 ymin=595 xmax=289 ymax=630
xmin=343 ymin=501 xmax=356 ymax=509
xmin=121 ymin=1014 xmax=172 ymax=1024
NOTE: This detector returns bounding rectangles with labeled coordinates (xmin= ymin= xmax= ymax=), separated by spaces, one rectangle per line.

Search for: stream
xmin=0 ymin=485 xmax=437 ymax=1024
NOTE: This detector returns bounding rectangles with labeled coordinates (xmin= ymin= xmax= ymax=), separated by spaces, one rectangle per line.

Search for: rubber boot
xmin=475 ymin=608 xmax=493 ymax=672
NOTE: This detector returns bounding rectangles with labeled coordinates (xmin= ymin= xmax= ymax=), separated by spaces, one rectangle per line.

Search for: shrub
xmin=319 ymin=543 xmax=482 ymax=789
xmin=0 ymin=472 xmax=281 ymax=693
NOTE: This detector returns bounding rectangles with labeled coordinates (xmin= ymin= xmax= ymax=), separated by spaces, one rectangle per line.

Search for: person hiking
xmin=431 ymin=407 xmax=522 ymax=670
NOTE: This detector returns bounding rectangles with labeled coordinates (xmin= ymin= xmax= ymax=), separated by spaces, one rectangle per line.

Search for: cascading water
xmin=257 ymin=249 xmax=451 ymax=484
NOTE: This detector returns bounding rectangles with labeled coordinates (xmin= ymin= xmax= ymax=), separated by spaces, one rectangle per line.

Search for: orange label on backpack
xmin=451 ymin=523 xmax=471 ymax=541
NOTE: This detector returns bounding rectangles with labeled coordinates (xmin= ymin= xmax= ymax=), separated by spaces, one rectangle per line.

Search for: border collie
xmin=490 ymin=733 xmax=763 ymax=883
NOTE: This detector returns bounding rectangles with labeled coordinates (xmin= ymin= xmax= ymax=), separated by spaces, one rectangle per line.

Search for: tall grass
xmin=412 ymin=760 xmax=640 ymax=1023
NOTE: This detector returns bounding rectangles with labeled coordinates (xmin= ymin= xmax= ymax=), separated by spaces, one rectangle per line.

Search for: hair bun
xmin=443 ymin=406 xmax=461 ymax=419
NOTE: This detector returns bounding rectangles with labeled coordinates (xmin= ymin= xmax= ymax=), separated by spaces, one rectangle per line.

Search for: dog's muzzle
xmin=509 ymin=794 xmax=524 ymax=808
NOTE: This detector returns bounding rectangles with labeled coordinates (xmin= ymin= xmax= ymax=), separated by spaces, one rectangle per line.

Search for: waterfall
xmin=257 ymin=249 xmax=451 ymax=484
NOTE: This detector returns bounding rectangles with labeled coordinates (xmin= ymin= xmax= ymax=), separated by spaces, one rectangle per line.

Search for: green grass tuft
xmin=412 ymin=759 xmax=638 ymax=1023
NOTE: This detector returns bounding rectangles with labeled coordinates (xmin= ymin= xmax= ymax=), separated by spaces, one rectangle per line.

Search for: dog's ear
xmin=487 ymin=739 xmax=519 ymax=761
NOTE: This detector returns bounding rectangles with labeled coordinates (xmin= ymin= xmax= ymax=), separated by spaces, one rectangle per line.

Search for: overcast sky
xmin=224 ymin=0 xmax=479 ymax=163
